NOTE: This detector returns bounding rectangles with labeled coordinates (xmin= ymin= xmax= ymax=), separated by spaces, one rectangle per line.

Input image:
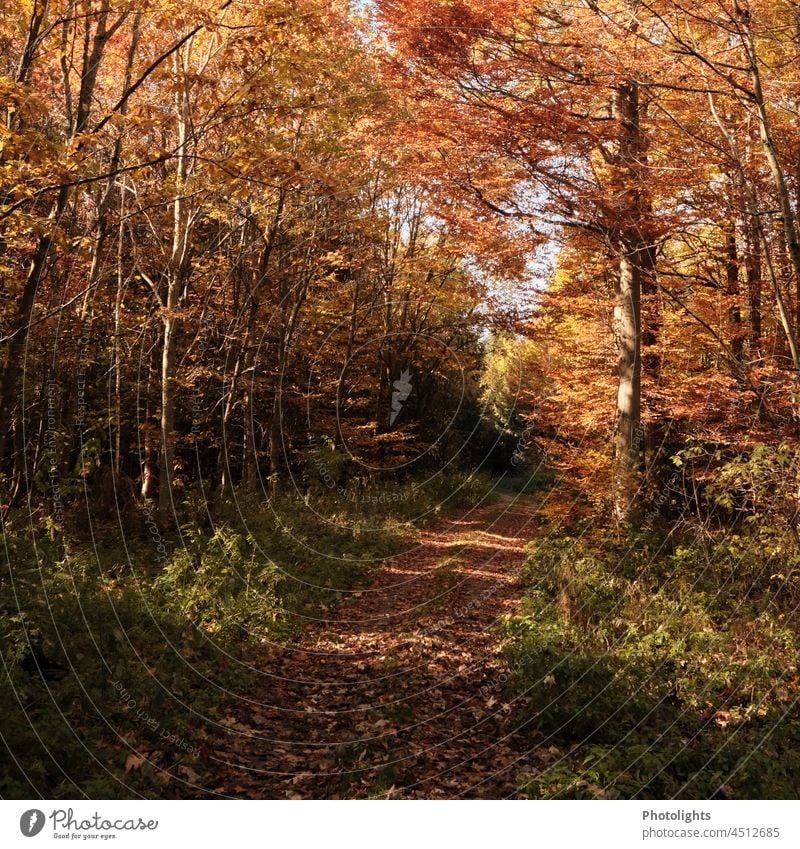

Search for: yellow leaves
xmin=320 ymin=249 xmax=347 ymax=267
xmin=0 ymin=122 xmax=58 ymax=169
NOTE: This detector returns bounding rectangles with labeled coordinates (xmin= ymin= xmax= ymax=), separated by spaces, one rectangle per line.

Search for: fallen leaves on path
xmin=178 ymin=494 xmax=546 ymax=799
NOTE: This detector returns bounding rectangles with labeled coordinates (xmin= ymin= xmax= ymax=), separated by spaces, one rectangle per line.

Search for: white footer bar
xmin=2 ymin=800 xmax=798 ymax=849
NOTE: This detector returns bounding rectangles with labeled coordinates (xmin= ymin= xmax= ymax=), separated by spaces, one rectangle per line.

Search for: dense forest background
xmin=3 ymin=0 xmax=800 ymax=799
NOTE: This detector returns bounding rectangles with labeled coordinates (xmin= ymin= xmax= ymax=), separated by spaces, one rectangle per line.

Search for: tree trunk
xmin=158 ymin=312 xmax=178 ymax=520
xmin=743 ymin=200 xmax=762 ymax=352
xmin=613 ymin=240 xmax=642 ymax=523
xmin=158 ymin=52 xmax=193 ymax=523
xmin=0 ymin=186 xmax=68 ymax=462
xmin=725 ymin=211 xmax=743 ymax=360
xmin=741 ymin=22 xmax=800 ymax=377
xmin=612 ymin=81 xmax=644 ymax=525
xmin=0 ymin=3 xmax=121 ymax=465
xmin=268 ymin=390 xmax=281 ymax=495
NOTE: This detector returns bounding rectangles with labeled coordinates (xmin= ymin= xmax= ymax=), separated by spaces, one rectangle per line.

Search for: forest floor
xmin=183 ymin=492 xmax=550 ymax=799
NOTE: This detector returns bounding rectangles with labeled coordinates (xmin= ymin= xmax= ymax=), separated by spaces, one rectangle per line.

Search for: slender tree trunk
xmin=113 ymin=195 xmax=125 ymax=477
xmin=743 ymin=201 xmax=762 ymax=353
xmin=158 ymin=52 xmax=193 ymax=522
xmin=0 ymin=3 xmax=122 ymax=465
xmin=726 ymin=219 xmax=743 ymax=360
xmin=744 ymin=26 xmax=800 ymax=297
xmin=158 ymin=312 xmax=178 ymax=520
xmin=13 ymin=0 xmax=48 ymax=89
xmin=740 ymin=22 xmax=800 ymax=378
xmin=612 ymin=81 xmax=644 ymax=524
xmin=242 ymin=389 xmax=258 ymax=492
xmin=613 ymin=240 xmax=642 ymax=521
xmin=0 ymin=186 xmax=68 ymax=461
xmin=141 ymin=337 xmax=159 ymax=500
xmin=795 ymin=153 xmax=800 ymax=337
xmin=268 ymin=389 xmax=281 ymax=494
xmin=218 ymin=198 xmax=283 ymax=491
xmin=267 ymin=261 xmax=309 ymax=493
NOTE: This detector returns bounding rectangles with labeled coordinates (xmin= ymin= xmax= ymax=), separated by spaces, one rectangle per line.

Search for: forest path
xmin=188 ymin=492 xmax=547 ymax=799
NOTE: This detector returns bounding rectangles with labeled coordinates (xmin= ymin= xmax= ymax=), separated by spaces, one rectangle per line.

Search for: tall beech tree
xmin=377 ymin=0 xmax=668 ymax=520
xmin=378 ymin=0 xmax=800 ymax=518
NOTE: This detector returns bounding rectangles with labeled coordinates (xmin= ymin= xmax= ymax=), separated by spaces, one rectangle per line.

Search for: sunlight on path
xmin=184 ymin=494 xmax=547 ymax=799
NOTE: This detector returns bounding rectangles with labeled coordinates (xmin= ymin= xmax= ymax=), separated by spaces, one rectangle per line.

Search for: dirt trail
xmin=189 ymin=493 xmax=544 ymax=799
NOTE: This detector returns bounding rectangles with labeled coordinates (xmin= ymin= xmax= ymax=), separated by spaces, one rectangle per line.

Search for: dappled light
xmin=1 ymin=0 xmax=800 ymax=809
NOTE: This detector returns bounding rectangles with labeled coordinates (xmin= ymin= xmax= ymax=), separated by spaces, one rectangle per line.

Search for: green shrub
xmin=507 ymin=521 xmax=800 ymax=799
xmin=1 ymin=469 xmax=487 ymax=797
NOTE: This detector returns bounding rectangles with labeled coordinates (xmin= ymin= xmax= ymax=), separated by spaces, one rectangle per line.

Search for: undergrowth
xmin=0 ymin=470 xmax=492 ymax=798
xmin=506 ymin=445 xmax=800 ymax=799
